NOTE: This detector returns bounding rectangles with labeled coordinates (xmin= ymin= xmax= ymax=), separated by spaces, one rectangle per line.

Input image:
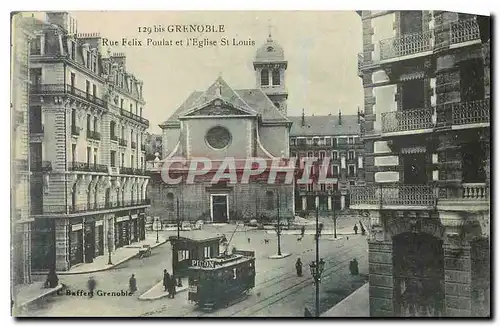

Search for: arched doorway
xmin=393 ymin=232 xmax=444 ymax=317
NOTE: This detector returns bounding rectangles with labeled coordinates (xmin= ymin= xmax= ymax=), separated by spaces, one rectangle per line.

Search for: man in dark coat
xmin=295 ymin=258 xmax=303 ymax=277
xmin=163 ymin=270 xmax=170 ymax=292
xmin=168 ymin=275 xmax=176 ymax=298
xmin=44 ymin=267 xmax=59 ymax=288
xmin=129 ymin=274 xmax=137 ymax=294
xmin=353 ymin=224 xmax=358 ymax=235
xmin=87 ymin=276 xmax=96 ymax=298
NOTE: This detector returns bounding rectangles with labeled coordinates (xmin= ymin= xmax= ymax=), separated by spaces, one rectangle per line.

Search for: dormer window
xmin=30 ymin=35 xmax=42 ymax=55
xmin=267 ymin=46 xmax=274 ymax=52
xmin=260 ymin=69 xmax=269 ymax=86
xmin=272 ymin=69 xmax=280 ymax=86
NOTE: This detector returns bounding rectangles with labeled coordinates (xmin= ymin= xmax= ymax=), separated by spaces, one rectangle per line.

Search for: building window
xmin=204 ymin=246 xmax=212 ymax=258
xmin=30 ymin=68 xmax=42 ymax=86
xmin=272 ymin=69 xmax=280 ymax=86
xmin=332 ymin=165 xmax=339 ymax=177
xmin=110 ymin=121 xmax=116 ymax=139
xmin=206 ymin=126 xmax=232 ymax=149
xmin=93 ymin=148 xmax=98 ymax=165
xmin=348 ymin=150 xmax=355 ymax=160
xmin=94 ymin=117 xmax=98 ymax=132
xmin=86 ymin=80 xmax=90 ymax=98
xmin=307 ymin=184 xmax=313 ymax=192
xmin=87 ymin=147 xmax=91 ymax=165
xmin=307 ymin=152 xmax=313 ymax=157
xmin=266 ymin=191 xmax=274 ymax=210
xmin=71 ymin=144 xmax=77 ymax=163
xmin=348 ymin=165 xmax=356 ymax=177
xmin=290 ymin=138 xmax=296 ymax=146
xmin=325 ymin=137 xmax=332 ymax=146
xmin=313 ymin=137 xmax=319 ymax=146
xmin=86 ymin=51 xmax=91 ymax=68
xmin=30 ymin=35 xmax=41 ymax=55
xmin=131 ymin=155 xmax=134 ymax=168
xmin=332 ymin=151 xmax=338 ymax=160
xmin=70 ymin=41 xmax=76 ymax=59
xmin=121 ymin=153 xmax=125 ymax=167
xmin=297 ymin=138 xmax=306 ymax=146
xmin=260 ymin=69 xmax=269 ymax=86
xmin=290 ymin=152 xmax=296 ymax=158
xmin=110 ymin=151 xmax=116 ymax=167
xmin=319 ymin=151 xmax=326 ymax=159
xmin=320 ymin=184 xmax=326 ymax=192
xmin=120 ymin=98 xmax=124 ymax=109
xmin=92 ymin=84 xmax=97 ymax=99
xmin=350 ymin=181 xmax=356 ymax=186
xmin=130 ymin=103 xmax=133 ymax=112
xmin=348 ymin=137 xmax=354 ymax=144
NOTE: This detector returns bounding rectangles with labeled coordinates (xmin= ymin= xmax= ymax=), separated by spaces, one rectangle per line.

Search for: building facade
xmin=144 ymin=132 xmax=162 ymax=161
xmin=149 ymin=34 xmax=294 ymax=224
xmin=288 ymin=111 xmax=365 ymax=214
xmin=11 ymin=14 xmax=34 ymax=285
xmin=25 ymin=12 xmax=150 ymax=272
xmin=352 ymin=11 xmax=490 ymax=317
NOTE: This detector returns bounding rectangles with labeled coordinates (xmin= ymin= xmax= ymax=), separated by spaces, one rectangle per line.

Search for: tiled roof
xmin=159 ymin=77 xmax=289 ymax=127
xmin=288 ymin=115 xmax=360 ymax=136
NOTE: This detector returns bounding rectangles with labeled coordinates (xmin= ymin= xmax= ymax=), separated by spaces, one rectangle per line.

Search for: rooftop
xmin=288 ymin=114 xmax=361 ymax=137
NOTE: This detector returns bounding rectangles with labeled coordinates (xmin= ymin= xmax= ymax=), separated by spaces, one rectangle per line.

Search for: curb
xmin=34 ymin=239 xmax=169 ymax=276
xmin=17 ymin=283 xmax=64 ymax=308
xmin=138 ymin=281 xmax=188 ymax=301
xmin=268 ymin=253 xmax=292 ymax=259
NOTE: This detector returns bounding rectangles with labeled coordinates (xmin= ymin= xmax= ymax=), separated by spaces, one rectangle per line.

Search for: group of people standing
xmin=163 ymin=269 xmax=177 ymax=298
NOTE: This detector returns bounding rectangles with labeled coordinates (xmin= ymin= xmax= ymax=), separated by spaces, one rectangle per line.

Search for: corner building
xmin=352 ymin=11 xmax=490 ymax=316
xmin=149 ymin=34 xmax=294 ymax=224
xmin=25 ymin=12 xmax=150 ymax=272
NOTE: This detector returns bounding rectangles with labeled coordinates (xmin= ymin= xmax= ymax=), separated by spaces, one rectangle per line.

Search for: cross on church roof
xmin=268 ymin=19 xmax=273 ymax=41
xmin=215 ymin=80 xmax=223 ymax=97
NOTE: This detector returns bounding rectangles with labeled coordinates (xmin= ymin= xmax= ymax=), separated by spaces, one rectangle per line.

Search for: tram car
xmin=187 ymin=250 xmax=256 ymax=311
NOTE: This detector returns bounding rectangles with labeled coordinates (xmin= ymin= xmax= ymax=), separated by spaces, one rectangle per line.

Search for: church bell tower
xmin=253 ymin=27 xmax=288 ymax=116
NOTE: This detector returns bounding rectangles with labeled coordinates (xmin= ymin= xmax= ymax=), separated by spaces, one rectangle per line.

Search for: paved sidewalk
xmin=321 ymin=282 xmax=369 ymax=317
xmin=265 ymin=226 xmax=362 ymax=236
xmin=138 ymin=277 xmax=189 ymax=301
xmin=13 ymin=281 xmax=64 ymax=310
xmin=32 ymin=233 xmax=168 ymax=276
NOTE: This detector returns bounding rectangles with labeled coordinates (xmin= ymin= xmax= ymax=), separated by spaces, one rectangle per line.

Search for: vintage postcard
xmin=10 ymin=10 xmax=491 ymax=318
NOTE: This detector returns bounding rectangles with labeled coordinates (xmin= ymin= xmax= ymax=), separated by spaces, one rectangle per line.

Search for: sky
xmin=62 ymin=11 xmax=364 ymax=133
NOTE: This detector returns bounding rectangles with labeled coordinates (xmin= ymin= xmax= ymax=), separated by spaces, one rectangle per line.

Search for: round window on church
xmin=205 ymin=126 xmax=232 ymax=149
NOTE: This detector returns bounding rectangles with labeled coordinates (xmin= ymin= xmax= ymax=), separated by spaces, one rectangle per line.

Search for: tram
xmin=187 ymin=249 xmax=256 ymax=311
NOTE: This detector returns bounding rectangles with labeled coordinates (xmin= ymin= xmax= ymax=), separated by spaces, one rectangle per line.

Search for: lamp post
xmin=276 ymin=192 xmax=282 ymax=256
xmin=309 ymin=204 xmax=326 ymax=317
xmin=333 ymin=192 xmax=338 ymax=239
xmin=107 ymin=230 xmax=113 ymax=265
xmin=177 ymin=197 xmax=180 ymax=239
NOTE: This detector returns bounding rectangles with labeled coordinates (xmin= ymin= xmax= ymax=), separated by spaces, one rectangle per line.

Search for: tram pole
xmin=277 ymin=192 xmax=282 ymax=256
xmin=177 ymin=197 xmax=180 ymax=239
xmin=315 ymin=205 xmax=320 ymax=317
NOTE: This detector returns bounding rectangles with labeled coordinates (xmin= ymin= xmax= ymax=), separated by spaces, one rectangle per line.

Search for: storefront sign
xmin=190 ymin=259 xmax=216 ymax=269
xmin=96 ymin=220 xmax=103 ymax=226
xmin=116 ymin=216 xmax=129 ymax=222
xmin=72 ymin=224 xmax=83 ymax=231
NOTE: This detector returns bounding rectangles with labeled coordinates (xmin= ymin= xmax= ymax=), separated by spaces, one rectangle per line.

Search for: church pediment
xmin=183 ymin=99 xmax=253 ymax=117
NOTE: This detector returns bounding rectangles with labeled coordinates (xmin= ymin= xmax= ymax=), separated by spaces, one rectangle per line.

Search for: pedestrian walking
xmin=349 ymin=258 xmax=359 ymax=275
xmin=168 ymin=275 xmax=176 ymax=298
xmin=87 ymin=276 xmax=96 ymax=298
xmin=44 ymin=267 xmax=59 ymax=288
xmin=295 ymin=258 xmax=303 ymax=277
xmin=353 ymin=224 xmax=358 ymax=235
xmin=129 ymin=274 xmax=137 ymax=294
xmin=163 ymin=270 xmax=170 ymax=292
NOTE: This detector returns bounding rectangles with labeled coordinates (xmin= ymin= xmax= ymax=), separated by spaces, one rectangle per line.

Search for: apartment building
xmin=288 ymin=110 xmax=365 ymax=214
xmin=25 ymin=12 xmax=150 ymax=272
xmin=11 ymin=15 xmax=34 ymax=285
xmin=352 ymin=11 xmax=490 ymax=316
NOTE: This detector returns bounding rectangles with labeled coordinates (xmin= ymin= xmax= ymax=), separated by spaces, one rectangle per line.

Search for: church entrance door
xmin=211 ymin=194 xmax=229 ymax=223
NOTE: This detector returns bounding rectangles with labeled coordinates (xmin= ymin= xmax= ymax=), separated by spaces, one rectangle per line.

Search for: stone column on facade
xmin=443 ymin=241 xmax=472 ymax=316
xmin=301 ymin=196 xmax=307 ymax=211
xmin=327 ymin=196 xmax=332 ymax=211
xmin=340 ymin=195 xmax=345 ymax=210
xmin=368 ymin=238 xmax=395 ymax=317
xmin=54 ymin=219 xmax=70 ymax=271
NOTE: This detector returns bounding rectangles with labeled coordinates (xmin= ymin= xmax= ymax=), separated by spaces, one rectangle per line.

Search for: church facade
xmin=148 ymin=35 xmax=295 ymax=224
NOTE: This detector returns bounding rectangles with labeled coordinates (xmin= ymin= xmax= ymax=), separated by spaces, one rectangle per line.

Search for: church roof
xmin=159 ymin=77 xmax=289 ymax=128
xmin=255 ymin=36 xmax=285 ymax=63
xmin=288 ymin=115 xmax=360 ymax=137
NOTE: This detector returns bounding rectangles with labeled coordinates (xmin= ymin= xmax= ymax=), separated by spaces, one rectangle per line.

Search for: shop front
xmin=69 ymin=220 xmax=84 ymax=267
xmin=115 ymin=215 xmax=131 ymax=248
xmin=95 ymin=219 xmax=104 ymax=257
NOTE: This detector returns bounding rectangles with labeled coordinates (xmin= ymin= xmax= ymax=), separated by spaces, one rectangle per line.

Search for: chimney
xmin=338 ymin=109 xmax=342 ymax=125
xmin=357 ymin=106 xmax=360 ymax=123
xmin=301 ymin=108 xmax=305 ymax=127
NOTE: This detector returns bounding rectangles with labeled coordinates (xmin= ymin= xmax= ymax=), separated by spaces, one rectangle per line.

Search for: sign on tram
xmin=191 ymin=259 xmax=216 ymax=269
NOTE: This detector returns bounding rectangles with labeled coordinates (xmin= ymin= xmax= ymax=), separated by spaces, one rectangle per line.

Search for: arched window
xmin=266 ymin=191 xmax=274 ymax=210
xmin=260 ymin=69 xmax=269 ymax=86
xmin=272 ymin=69 xmax=280 ymax=86
xmin=166 ymin=192 xmax=174 ymax=211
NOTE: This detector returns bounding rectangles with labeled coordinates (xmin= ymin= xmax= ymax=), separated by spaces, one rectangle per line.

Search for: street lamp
xmin=107 ymin=230 xmax=113 ymax=265
xmin=275 ymin=192 xmax=282 ymax=256
xmin=309 ymin=258 xmax=326 ymax=317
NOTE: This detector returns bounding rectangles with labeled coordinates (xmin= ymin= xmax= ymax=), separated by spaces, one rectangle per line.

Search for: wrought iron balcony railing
xmin=120 ymin=109 xmax=149 ymax=127
xmin=437 ymin=99 xmax=490 ymax=127
xmin=120 ymin=166 xmax=135 ymax=175
xmin=68 ymin=162 xmax=108 ymax=173
xmin=30 ymin=160 xmax=52 ymax=172
xmin=86 ymin=130 xmax=101 ymax=140
xmin=36 ymin=199 xmax=151 ymax=215
xmin=350 ymin=185 xmax=436 ymax=208
xmin=118 ymin=138 xmax=127 ymax=147
xmin=30 ymin=84 xmax=107 ymax=108
xmin=380 ymin=30 xmax=433 ymax=61
xmin=450 ymin=19 xmax=481 ymax=45
xmin=71 ymin=125 xmax=80 ymax=136
xmin=381 ymin=107 xmax=435 ymax=134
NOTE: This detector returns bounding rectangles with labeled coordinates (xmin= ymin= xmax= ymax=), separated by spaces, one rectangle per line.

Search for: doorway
xmin=393 ymin=232 xmax=444 ymax=316
xmin=211 ymin=194 xmax=228 ymax=223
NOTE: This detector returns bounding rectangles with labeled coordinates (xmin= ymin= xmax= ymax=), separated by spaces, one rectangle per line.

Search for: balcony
xmin=30 ymin=160 xmax=52 ymax=172
xmin=134 ymin=168 xmax=150 ymax=176
xmin=437 ymin=99 xmax=490 ymax=127
xmin=437 ymin=182 xmax=490 ymax=211
xmin=381 ymin=107 xmax=435 ymax=134
xmin=120 ymin=108 xmax=149 ymax=127
xmin=118 ymin=138 xmax=127 ymax=147
xmin=71 ymin=125 xmax=80 ymax=136
xmin=120 ymin=166 xmax=135 ymax=175
xmin=38 ymin=199 xmax=151 ymax=215
xmin=30 ymin=84 xmax=107 ymax=108
xmin=379 ymin=30 xmax=433 ymax=61
xmin=68 ymin=162 xmax=108 ymax=173
xmin=450 ymin=19 xmax=481 ymax=45
xmin=350 ymin=185 xmax=436 ymax=210
xmin=131 ymin=141 xmax=137 ymax=149
xmin=86 ymin=130 xmax=101 ymax=140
